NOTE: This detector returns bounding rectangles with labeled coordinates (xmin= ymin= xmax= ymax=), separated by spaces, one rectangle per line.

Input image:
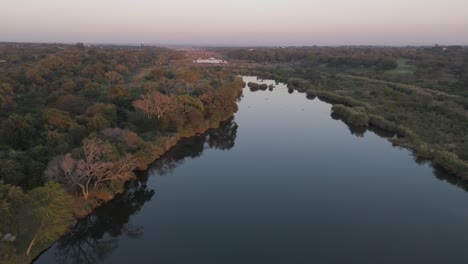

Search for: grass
xmin=385 ymin=59 xmax=416 ymax=75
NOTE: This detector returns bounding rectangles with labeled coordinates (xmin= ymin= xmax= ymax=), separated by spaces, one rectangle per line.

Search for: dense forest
xmin=1 ymin=43 xmax=468 ymax=263
xmin=219 ymin=46 xmax=468 ymax=179
xmin=0 ymin=43 xmax=243 ymax=263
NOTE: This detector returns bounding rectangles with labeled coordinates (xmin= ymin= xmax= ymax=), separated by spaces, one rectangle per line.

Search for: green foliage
xmin=0 ymin=181 xmax=25 ymax=263
xmin=287 ymin=78 xmax=311 ymax=91
xmin=88 ymin=114 xmax=110 ymax=131
xmin=248 ymin=46 xmax=468 ymax=179
xmin=1 ymin=114 xmax=35 ymax=149
xmin=247 ymin=82 xmax=268 ymax=91
xmin=0 ymin=181 xmax=25 ymax=234
xmin=0 ymin=43 xmax=246 ymax=260
xmin=385 ymin=58 xmax=416 ymax=75
xmin=42 ymin=108 xmax=74 ymax=130
xmin=455 ymin=142 xmax=468 ymax=161
xmin=331 ymin=104 xmax=369 ymax=127
xmin=0 ymin=158 xmax=26 ymax=185
xmin=23 ymin=182 xmax=73 ymax=256
xmin=433 ymin=151 xmax=468 ymax=178
xmin=177 ymin=94 xmax=204 ymax=112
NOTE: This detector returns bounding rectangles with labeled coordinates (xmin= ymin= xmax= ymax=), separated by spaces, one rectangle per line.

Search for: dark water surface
xmin=36 ymin=77 xmax=468 ymax=264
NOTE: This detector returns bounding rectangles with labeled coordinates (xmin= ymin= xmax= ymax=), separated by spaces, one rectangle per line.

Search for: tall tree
xmin=132 ymin=91 xmax=176 ymax=119
xmin=45 ymin=138 xmax=136 ymax=199
xmin=24 ymin=182 xmax=73 ymax=256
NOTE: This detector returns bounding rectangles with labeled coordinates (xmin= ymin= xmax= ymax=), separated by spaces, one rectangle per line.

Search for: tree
xmin=177 ymin=94 xmax=204 ymax=112
xmin=0 ymin=181 xmax=25 ymax=262
xmin=107 ymin=85 xmax=129 ymax=101
xmin=177 ymin=68 xmax=200 ymax=94
xmin=86 ymin=103 xmax=117 ymax=123
xmin=54 ymin=95 xmax=87 ymax=115
xmin=26 ymin=68 xmax=45 ymax=85
xmin=24 ymin=182 xmax=73 ymax=256
xmin=1 ymin=114 xmax=34 ymax=149
xmin=132 ymin=91 xmax=176 ymax=119
xmin=88 ymin=114 xmax=109 ymax=131
xmin=0 ymin=158 xmax=26 ymax=186
xmin=45 ymin=138 xmax=136 ymax=199
xmin=0 ymin=83 xmax=14 ymax=109
xmin=115 ymin=64 xmax=129 ymax=75
xmin=104 ymin=71 xmax=122 ymax=84
xmin=0 ymin=181 xmax=25 ymax=237
xmin=42 ymin=108 xmax=73 ymax=130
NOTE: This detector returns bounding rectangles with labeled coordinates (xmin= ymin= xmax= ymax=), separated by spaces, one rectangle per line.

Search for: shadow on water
xmin=45 ymin=118 xmax=238 ymax=263
xmin=50 ymin=178 xmax=154 ymax=264
xmin=38 ymin=80 xmax=468 ymax=263
xmin=326 ymin=97 xmax=463 ymax=195
xmin=330 ymin=112 xmax=368 ymax=138
xmin=150 ymin=117 xmax=238 ymax=176
xmin=433 ymin=165 xmax=468 ymax=193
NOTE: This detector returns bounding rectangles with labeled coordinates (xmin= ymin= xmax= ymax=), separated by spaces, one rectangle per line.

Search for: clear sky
xmin=1 ymin=0 xmax=467 ymax=46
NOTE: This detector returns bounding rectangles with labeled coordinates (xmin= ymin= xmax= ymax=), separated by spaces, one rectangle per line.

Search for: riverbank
xmin=29 ymin=107 xmax=240 ymax=263
xmin=71 ymin=111 xmax=238 ymax=219
xmin=239 ymin=65 xmax=468 ymax=180
xmin=36 ymin=75 xmax=468 ymax=264
xmin=307 ymin=89 xmax=468 ymax=180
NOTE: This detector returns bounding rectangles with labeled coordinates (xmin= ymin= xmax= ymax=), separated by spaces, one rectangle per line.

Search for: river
xmin=36 ymin=76 xmax=468 ymax=264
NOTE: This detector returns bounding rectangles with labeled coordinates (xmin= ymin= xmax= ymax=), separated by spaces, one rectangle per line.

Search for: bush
xmin=331 ymin=104 xmax=369 ymax=127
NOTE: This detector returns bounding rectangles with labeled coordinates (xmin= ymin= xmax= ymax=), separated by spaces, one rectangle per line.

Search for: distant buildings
xmin=194 ymin=57 xmax=228 ymax=64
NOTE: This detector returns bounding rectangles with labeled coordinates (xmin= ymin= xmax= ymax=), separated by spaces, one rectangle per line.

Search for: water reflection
xmin=367 ymin=124 xmax=396 ymax=138
xmin=325 ymin=94 xmax=463 ymax=197
xmin=37 ymin=77 xmax=468 ymax=264
xmin=151 ymin=118 xmax=238 ymax=176
xmin=433 ymin=165 xmax=468 ymax=193
xmin=50 ymin=179 xmax=154 ymax=264
xmin=330 ymin=112 xmax=367 ymax=137
xmin=43 ymin=118 xmax=238 ymax=263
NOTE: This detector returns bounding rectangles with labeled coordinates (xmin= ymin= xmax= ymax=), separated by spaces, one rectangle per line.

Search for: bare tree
xmin=132 ymin=91 xmax=176 ymax=119
xmin=45 ymin=138 xmax=136 ymax=199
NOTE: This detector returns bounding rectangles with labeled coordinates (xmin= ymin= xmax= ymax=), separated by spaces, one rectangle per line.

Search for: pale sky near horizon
xmin=1 ymin=0 xmax=467 ymax=46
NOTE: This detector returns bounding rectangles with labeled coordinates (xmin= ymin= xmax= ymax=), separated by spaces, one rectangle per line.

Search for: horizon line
xmin=1 ymin=40 xmax=468 ymax=48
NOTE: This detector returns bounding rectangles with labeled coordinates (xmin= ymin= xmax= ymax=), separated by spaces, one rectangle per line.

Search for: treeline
xmin=224 ymin=47 xmax=397 ymax=71
xmin=221 ymin=46 xmax=468 ymax=97
xmin=0 ymin=43 xmax=243 ymax=262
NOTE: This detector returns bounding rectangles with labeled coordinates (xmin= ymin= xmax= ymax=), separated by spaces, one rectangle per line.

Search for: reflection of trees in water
xmin=52 ymin=179 xmax=154 ymax=264
xmin=151 ymin=117 xmax=238 ymax=176
xmin=433 ymin=165 xmax=468 ymax=193
xmin=330 ymin=112 xmax=367 ymax=137
xmin=206 ymin=119 xmax=238 ymax=151
xmin=329 ymin=106 xmax=466 ymax=194
xmin=367 ymin=125 xmax=396 ymax=138
xmin=49 ymin=118 xmax=238 ymax=263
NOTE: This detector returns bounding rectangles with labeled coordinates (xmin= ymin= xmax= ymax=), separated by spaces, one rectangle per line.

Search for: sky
xmin=1 ymin=0 xmax=467 ymax=46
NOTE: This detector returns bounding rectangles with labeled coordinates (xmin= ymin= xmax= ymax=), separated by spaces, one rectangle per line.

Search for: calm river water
xmin=36 ymin=77 xmax=468 ymax=264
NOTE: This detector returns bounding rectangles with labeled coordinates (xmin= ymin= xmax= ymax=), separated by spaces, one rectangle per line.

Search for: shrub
xmin=331 ymin=104 xmax=369 ymax=127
